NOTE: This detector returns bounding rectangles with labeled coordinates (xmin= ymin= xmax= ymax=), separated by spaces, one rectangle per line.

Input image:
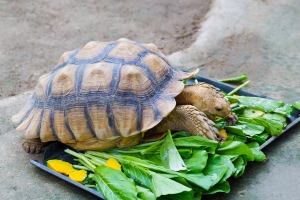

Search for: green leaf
xmin=263 ymin=113 xmax=287 ymax=126
xmin=216 ymin=141 xmax=254 ymax=161
xmin=239 ymin=108 xmax=265 ymax=118
xmin=184 ymin=149 xmax=208 ymax=173
xmin=137 ymin=186 xmax=156 ymax=200
xmin=93 ymin=165 xmax=138 ymax=200
xmin=292 ymin=101 xmax=300 ymax=110
xmin=202 ymin=154 xmax=229 ymax=187
xmin=173 ymin=136 xmax=219 ymax=152
xmin=160 ymin=131 xmax=187 ymax=171
xmin=162 ymin=177 xmax=194 ymax=200
xmin=178 ymin=172 xmax=212 ymax=190
xmin=202 ymin=181 xmax=230 ymax=194
xmin=122 ymin=162 xmax=152 ymax=189
xmin=225 ymin=121 xmax=265 ymax=137
xmin=219 ymin=155 xmax=235 ymax=183
xmin=247 ymin=142 xmax=266 ymax=162
xmin=219 ymin=73 xmax=248 ymax=83
xmin=150 ymin=171 xmax=191 ymax=197
xmin=250 ymin=133 xmax=269 ymax=144
xmin=178 ymin=148 xmax=193 ymax=159
xmin=274 ymin=104 xmax=294 ymax=115
xmin=253 ymin=117 xmax=283 ymax=136
xmin=227 ymin=133 xmax=248 ymax=143
xmin=227 ymin=96 xmax=284 ymax=112
xmin=232 ymin=156 xmax=247 ymax=178
xmin=214 ymin=118 xmax=227 ymax=130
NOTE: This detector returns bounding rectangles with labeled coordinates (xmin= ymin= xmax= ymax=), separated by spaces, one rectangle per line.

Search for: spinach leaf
xmin=225 ymin=121 xmax=265 ymax=137
xmin=178 ymin=172 xmax=212 ymax=190
xmin=173 ymin=136 xmax=219 ymax=152
xmin=202 ymin=154 xmax=230 ymax=187
xmin=253 ymin=117 xmax=283 ymax=136
xmin=137 ymin=186 xmax=156 ymax=200
xmin=216 ymin=141 xmax=254 ymax=161
xmin=122 ymin=162 xmax=152 ymax=189
xmin=292 ymin=101 xmax=300 ymax=110
xmin=162 ymin=177 xmax=194 ymax=200
xmin=219 ymin=155 xmax=235 ymax=183
xmin=274 ymin=104 xmax=294 ymax=115
xmin=239 ymin=108 xmax=265 ymax=118
xmin=247 ymin=142 xmax=266 ymax=162
xmin=160 ymin=131 xmax=187 ymax=171
xmin=227 ymin=96 xmax=284 ymax=112
xmin=150 ymin=171 xmax=192 ymax=197
xmin=178 ymin=148 xmax=193 ymax=159
xmin=183 ymin=149 xmax=208 ymax=173
xmin=263 ymin=113 xmax=287 ymax=126
xmin=232 ymin=156 xmax=247 ymax=178
xmin=202 ymin=181 xmax=230 ymax=194
xmin=227 ymin=133 xmax=248 ymax=143
xmin=93 ymin=165 xmax=138 ymax=200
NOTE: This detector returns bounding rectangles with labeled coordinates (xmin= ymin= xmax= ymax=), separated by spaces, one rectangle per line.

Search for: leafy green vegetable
xmin=178 ymin=148 xmax=193 ymax=159
xmin=292 ymin=101 xmax=300 ymax=110
xmin=122 ymin=162 xmax=152 ymax=189
xmin=274 ymin=104 xmax=294 ymax=115
xmin=232 ymin=156 xmax=247 ymax=178
xmin=173 ymin=136 xmax=219 ymax=152
xmin=93 ymin=165 xmax=138 ymax=200
xmin=247 ymin=142 xmax=266 ymax=162
xmin=160 ymin=131 xmax=187 ymax=171
xmin=227 ymin=96 xmax=284 ymax=112
xmin=150 ymin=172 xmax=191 ymax=197
xmin=202 ymin=181 xmax=230 ymax=195
xmin=183 ymin=149 xmax=207 ymax=173
xmin=219 ymin=73 xmax=248 ymax=83
xmin=253 ymin=117 xmax=283 ymax=136
xmin=202 ymin=154 xmax=229 ymax=186
xmin=137 ymin=186 xmax=156 ymax=200
xmin=239 ymin=108 xmax=265 ymax=118
xmin=216 ymin=141 xmax=254 ymax=161
xmin=225 ymin=121 xmax=265 ymax=137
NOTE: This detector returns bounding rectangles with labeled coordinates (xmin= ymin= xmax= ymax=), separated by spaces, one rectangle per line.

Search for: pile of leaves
xmin=66 ymin=130 xmax=265 ymax=200
xmin=64 ymin=75 xmax=300 ymax=200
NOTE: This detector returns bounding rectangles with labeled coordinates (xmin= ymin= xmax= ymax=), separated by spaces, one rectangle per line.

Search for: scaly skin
xmin=144 ymin=83 xmax=237 ymax=142
xmin=144 ymin=105 xmax=223 ymax=142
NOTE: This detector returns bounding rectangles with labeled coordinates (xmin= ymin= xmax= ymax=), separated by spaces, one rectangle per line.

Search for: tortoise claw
xmin=22 ymin=138 xmax=46 ymax=154
xmin=225 ymin=112 xmax=238 ymax=126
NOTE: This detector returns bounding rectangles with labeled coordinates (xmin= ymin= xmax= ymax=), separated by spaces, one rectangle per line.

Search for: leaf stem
xmin=227 ymin=80 xmax=250 ymax=96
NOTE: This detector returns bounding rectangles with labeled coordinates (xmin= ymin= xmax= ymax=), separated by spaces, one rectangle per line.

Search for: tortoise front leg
xmin=144 ymin=105 xmax=224 ymax=142
xmin=22 ymin=138 xmax=47 ymax=153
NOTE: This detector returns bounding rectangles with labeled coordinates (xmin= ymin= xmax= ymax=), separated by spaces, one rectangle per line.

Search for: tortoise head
xmin=176 ymin=83 xmax=232 ymax=119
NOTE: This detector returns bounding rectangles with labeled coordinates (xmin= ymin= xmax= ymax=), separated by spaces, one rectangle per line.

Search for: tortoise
xmin=12 ymin=38 xmax=236 ymax=153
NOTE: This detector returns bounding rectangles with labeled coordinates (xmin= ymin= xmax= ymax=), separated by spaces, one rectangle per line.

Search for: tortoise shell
xmin=12 ymin=38 xmax=197 ymax=148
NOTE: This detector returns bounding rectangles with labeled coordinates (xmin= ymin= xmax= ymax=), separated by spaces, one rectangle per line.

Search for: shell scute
xmin=107 ymin=41 xmax=144 ymax=61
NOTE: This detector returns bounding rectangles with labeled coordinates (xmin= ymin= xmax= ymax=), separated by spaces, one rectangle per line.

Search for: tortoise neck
xmin=175 ymin=85 xmax=198 ymax=106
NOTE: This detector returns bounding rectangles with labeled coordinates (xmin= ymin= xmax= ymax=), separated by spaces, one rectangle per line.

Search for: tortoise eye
xmin=215 ymin=106 xmax=223 ymax=112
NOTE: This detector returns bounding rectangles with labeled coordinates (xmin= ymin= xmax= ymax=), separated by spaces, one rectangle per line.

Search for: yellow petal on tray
xmin=47 ymin=159 xmax=76 ymax=175
xmin=105 ymin=158 xmax=122 ymax=171
xmin=69 ymin=169 xmax=87 ymax=182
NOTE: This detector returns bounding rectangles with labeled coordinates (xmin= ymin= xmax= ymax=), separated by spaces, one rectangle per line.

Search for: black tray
xmin=30 ymin=75 xmax=300 ymax=199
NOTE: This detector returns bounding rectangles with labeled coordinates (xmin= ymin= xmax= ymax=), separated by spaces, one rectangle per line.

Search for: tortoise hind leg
xmin=22 ymin=138 xmax=48 ymax=154
xmin=144 ymin=105 xmax=224 ymax=142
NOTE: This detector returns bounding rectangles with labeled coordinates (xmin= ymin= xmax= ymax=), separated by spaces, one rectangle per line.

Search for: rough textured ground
xmin=2 ymin=0 xmax=300 ymax=199
xmin=0 ymin=0 xmax=211 ymax=99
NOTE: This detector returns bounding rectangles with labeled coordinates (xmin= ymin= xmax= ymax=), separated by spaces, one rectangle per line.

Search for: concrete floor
xmin=1 ymin=0 xmax=300 ymax=199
